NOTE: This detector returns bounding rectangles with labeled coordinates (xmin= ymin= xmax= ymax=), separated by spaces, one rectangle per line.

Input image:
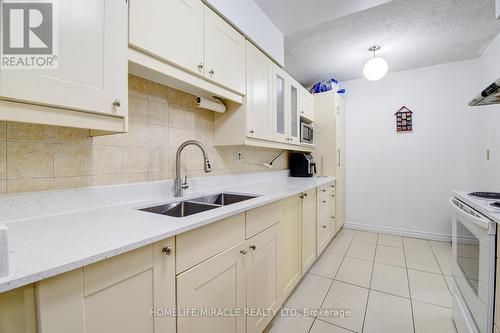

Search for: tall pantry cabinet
xmin=313 ymin=90 xmax=346 ymax=231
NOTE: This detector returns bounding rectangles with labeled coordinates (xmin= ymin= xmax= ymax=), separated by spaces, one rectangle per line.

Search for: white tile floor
xmin=265 ymin=229 xmax=457 ymax=333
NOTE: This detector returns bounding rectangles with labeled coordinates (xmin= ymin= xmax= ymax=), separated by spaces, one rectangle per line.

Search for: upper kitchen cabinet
xmin=129 ymin=0 xmax=204 ymax=76
xmin=288 ymin=78 xmax=301 ymax=144
xmin=0 ymin=0 xmax=128 ymax=133
xmin=128 ymin=1 xmax=246 ymax=103
xmin=203 ymin=5 xmax=246 ymax=95
xmin=214 ymin=57 xmax=314 ymax=152
xmin=272 ymin=69 xmax=300 ymax=144
xmin=300 ymin=87 xmax=314 ymax=121
xmin=246 ymin=42 xmax=274 ymax=141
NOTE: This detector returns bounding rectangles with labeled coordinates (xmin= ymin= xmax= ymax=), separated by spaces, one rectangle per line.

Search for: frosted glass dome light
xmin=363 ymin=45 xmax=388 ymax=81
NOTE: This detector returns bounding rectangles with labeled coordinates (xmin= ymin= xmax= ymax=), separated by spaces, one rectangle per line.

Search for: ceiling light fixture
xmin=363 ymin=45 xmax=388 ymax=81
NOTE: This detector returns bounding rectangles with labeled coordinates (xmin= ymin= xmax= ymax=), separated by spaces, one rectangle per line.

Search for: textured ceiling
xmin=271 ymin=0 xmax=500 ymax=85
xmin=253 ymin=0 xmax=392 ymax=35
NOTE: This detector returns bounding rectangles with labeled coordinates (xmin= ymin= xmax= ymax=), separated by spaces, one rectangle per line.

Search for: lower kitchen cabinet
xmin=246 ymin=224 xmax=280 ymax=333
xmin=176 ymin=242 xmax=247 ymax=333
xmin=0 ymin=284 xmax=37 ymax=333
xmin=176 ymin=208 xmax=280 ymax=333
xmin=277 ymin=195 xmax=302 ymax=302
xmin=316 ymin=182 xmax=337 ymax=255
xmin=36 ymin=238 xmax=175 ymax=333
xmin=301 ymin=189 xmax=317 ymax=274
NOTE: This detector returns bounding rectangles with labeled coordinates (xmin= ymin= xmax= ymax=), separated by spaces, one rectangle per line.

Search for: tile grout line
xmin=402 ymin=237 xmax=417 ymax=333
xmin=360 ymin=232 xmax=378 ymax=333
xmin=428 ymin=242 xmax=454 ymax=295
xmin=308 ymin=230 xmax=356 ymax=333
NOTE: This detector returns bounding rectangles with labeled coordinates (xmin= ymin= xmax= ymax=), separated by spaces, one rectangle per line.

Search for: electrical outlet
xmin=236 ymin=151 xmax=243 ymax=162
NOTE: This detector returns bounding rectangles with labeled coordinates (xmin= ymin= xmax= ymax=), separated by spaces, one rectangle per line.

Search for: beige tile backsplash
xmin=0 ymin=75 xmax=288 ymax=194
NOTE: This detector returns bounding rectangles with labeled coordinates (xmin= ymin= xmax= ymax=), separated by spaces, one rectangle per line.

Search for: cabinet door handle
xmin=322 ymin=225 xmax=327 ymax=228
xmin=209 ymin=69 xmax=215 ymax=76
xmin=322 ymin=200 xmax=326 ymax=203
xmin=322 ymin=189 xmax=326 ymax=192
xmin=337 ymin=149 xmax=341 ymax=167
xmin=249 ymin=245 xmax=256 ymax=251
xmin=162 ymin=246 xmax=172 ymax=255
xmin=113 ymin=99 xmax=121 ymax=107
xmin=240 ymin=250 xmax=247 ymax=255
xmin=197 ymin=63 xmax=204 ymax=71
xmin=249 ymin=129 xmax=255 ymax=134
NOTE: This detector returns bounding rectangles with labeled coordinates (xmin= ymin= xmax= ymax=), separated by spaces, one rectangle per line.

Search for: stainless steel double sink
xmin=139 ymin=193 xmax=259 ymax=218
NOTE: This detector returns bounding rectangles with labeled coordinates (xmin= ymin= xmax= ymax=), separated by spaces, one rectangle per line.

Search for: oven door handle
xmin=449 ymin=198 xmax=496 ymax=234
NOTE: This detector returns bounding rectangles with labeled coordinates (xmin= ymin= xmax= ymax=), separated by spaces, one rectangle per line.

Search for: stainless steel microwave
xmin=300 ymin=122 xmax=313 ymax=143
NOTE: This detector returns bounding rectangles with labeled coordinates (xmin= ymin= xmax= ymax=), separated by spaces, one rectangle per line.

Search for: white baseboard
xmin=343 ymin=222 xmax=452 ymax=242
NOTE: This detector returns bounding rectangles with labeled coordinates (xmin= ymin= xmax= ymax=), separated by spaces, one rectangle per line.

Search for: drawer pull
xmin=240 ymin=250 xmax=247 ymax=255
xmin=322 ymin=200 xmax=326 ymax=203
xmin=249 ymin=245 xmax=256 ymax=251
xmin=162 ymin=246 xmax=172 ymax=255
xmin=322 ymin=189 xmax=326 ymax=192
xmin=322 ymin=225 xmax=327 ymax=228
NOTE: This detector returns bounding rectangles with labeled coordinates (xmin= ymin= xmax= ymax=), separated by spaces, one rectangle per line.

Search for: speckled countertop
xmin=0 ymin=171 xmax=335 ymax=292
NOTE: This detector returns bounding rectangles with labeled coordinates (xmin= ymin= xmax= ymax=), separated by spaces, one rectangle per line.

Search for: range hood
xmin=469 ymin=78 xmax=500 ymax=106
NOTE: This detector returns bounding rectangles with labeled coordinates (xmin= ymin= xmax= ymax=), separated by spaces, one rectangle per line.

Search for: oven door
xmin=450 ymin=198 xmax=496 ymax=333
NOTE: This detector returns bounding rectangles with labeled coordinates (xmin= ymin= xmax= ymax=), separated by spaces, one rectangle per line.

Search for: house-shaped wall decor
xmin=395 ymin=106 xmax=413 ymax=132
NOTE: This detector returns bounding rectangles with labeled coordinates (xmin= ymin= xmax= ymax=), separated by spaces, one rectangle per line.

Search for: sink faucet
xmin=175 ymin=140 xmax=212 ymax=197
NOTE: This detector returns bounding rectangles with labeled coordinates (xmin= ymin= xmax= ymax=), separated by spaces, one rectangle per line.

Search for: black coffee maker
xmin=289 ymin=152 xmax=316 ymax=177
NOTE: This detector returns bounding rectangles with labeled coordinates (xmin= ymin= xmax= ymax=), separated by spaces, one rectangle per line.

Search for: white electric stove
xmin=450 ymin=192 xmax=500 ymax=333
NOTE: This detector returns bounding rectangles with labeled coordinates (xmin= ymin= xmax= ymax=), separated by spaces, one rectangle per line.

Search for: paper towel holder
xmin=195 ymin=96 xmax=226 ymax=113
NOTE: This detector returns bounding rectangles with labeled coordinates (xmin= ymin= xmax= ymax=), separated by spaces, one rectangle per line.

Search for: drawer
xmin=317 ymin=194 xmax=334 ymax=213
xmin=317 ymin=182 xmax=335 ymax=199
xmin=317 ymin=210 xmax=334 ymax=229
xmin=176 ymin=213 xmax=245 ymax=274
xmin=246 ymin=201 xmax=281 ymax=238
xmin=84 ymin=244 xmax=154 ymax=296
xmin=317 ymin=223 xmax=330 ymax=254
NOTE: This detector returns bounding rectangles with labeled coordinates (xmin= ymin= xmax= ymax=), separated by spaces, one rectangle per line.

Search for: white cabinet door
xmin=300 ymin=88 xmax=314 ymax=121
xmin=278 ymin=195 xmax=302 ymax=302
xmin=246 ymin=225 xmax=279 ymax=333
xmin=273 ymin=67 xmax=288 ymax=143
xmin=129 ymin=0 xmax=204 ymax=76
xmin=335 ymin=98 xmax=345 ymax=229
xmin=246 ymin=41 xmax=274 ymax=141
xmin=288 ymin=79 xmax=300 ymax=144
xmin=0 ymin=0 xmax=128 ymax=117
xmin=177 ymin=242 xmax=246 ymax=333
xmin=37 ymin=239 xmax=175 ymax=333
xmin=301 ymin=189 xmax=317 ymax=274
xmin=203 ymin=5 xmax=245 ymax=95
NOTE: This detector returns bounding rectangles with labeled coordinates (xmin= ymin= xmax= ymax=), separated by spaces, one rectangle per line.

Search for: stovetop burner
xmin=469 ymin=192 xmax=500 ymax=200
xmin=491 ymin=202 xmax=500 ymax=209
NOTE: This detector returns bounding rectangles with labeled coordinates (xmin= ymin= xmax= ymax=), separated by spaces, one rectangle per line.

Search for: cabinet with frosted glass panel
xmin=272 ymin=67 xmax=300 ymax=144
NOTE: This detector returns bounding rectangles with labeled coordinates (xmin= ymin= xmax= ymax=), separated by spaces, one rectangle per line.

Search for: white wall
xmin=204 ymin=0 xmax=285 ymax=66
xmin=343 ymin=60 xmax=481 ymax=238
